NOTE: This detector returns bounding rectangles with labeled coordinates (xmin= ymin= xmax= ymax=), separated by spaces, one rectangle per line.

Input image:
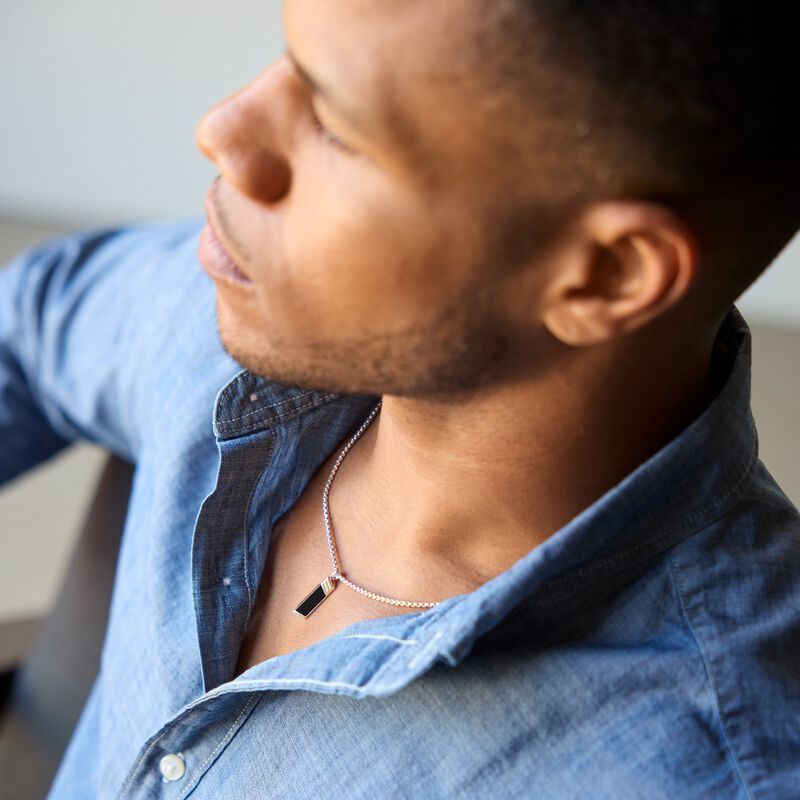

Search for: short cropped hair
xmin=474 ymin=1 xmax=799 ymax=306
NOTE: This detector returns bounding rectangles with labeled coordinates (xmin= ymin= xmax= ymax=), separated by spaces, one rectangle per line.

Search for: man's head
xmin=196 ymin=0 xmax=798 ymax=397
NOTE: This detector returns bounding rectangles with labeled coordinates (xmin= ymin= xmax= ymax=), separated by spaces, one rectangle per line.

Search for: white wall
xmin=740 ymin=236 xmax=800 ymax=329
xmin=0 ymin=0 xmax=798 ymax=329
xmin=0 ymin=0 xmax=282 ymax=224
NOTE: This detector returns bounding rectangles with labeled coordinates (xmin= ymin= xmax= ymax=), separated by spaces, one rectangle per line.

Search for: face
xmin=196 ymin=0 xmax=557 ymax=396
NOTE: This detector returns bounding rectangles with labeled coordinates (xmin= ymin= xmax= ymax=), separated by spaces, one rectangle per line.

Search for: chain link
xmin=321 ymin=399 xmax=440 ymax=610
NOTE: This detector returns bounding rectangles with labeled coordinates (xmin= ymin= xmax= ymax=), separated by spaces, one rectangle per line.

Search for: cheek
xmin=270 ymin=177 xmax=471 ymax=339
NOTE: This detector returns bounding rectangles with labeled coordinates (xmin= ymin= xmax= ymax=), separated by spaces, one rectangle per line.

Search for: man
xmin=0 ymin=0 xmax=798 ymax=797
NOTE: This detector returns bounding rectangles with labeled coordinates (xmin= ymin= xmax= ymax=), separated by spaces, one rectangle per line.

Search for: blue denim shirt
xmin=1 ymin=219 xmax=798 ymax=799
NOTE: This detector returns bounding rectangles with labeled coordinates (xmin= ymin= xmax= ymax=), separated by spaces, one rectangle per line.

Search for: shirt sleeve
xmin=0 ymin=218 xmax=204 ymax=488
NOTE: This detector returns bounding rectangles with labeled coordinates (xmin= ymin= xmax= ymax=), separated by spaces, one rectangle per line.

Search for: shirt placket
xmin=112 ymin=689 xmax=262 ymax=799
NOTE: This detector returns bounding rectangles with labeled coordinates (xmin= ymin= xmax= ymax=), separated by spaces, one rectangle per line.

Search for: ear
xmin=540 ymin=200 xmax=701 ymax=346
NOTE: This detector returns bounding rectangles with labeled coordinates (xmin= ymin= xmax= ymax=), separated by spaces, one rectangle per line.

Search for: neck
xmin=327 ymin=327 xmax=718 ymax=600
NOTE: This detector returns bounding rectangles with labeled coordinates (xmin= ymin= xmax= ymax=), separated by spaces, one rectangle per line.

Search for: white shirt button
xmin=159 ymin=753 xmax=186 ymax=782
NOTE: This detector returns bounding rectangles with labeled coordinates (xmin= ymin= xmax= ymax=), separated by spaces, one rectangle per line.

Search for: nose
xmin=195 ymin=59 xmax=293 ymax=204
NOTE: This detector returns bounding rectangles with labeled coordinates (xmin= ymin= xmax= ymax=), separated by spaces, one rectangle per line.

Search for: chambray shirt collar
xmin=205 ymin=304 xmax=756 ymax=697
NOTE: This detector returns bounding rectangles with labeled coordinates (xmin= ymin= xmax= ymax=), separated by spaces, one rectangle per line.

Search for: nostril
xmin=234 ymin=151 xmax=293 ymax=205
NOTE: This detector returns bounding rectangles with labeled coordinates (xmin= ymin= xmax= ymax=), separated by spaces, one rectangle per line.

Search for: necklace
xmin=293 ymin=399 xmax=442 ymax=618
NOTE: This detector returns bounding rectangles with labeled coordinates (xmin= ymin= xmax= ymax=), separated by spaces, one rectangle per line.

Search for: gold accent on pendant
xmin=294 ymin=575 xmax=338 ymax=618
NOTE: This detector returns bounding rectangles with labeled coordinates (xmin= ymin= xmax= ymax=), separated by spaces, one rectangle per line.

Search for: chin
xmin=215 ymin=313 xmax=343 ymax=393
xmin=213 ymin=288 xmax=510 ymax=398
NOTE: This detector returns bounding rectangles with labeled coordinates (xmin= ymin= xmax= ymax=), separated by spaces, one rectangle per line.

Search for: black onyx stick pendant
xmin=294 ymin=575 xmax=337 ymax=618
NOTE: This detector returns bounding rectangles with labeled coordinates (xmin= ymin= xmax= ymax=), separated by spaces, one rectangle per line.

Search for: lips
xmin=200 ymin=190 xmax=254 ymax=287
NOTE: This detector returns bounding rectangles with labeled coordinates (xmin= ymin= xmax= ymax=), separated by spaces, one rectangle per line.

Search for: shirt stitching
xmin=226 ymin=677 xmax=377 ymax=693
xmin=217 ymin=391 xmax=340 ymax=430
xmin=222 ymin=636 xmax=444 ymax=696
xmin=668 ymin=551 xmax=756 ymax=800
xmin=229 ymin=390 xmax=328 ymax=422
xmin=176 ymin=692 xmax=260 ymax=800
xmin=407 ymin=630 xmax=444 ymax=670
xmin=338 ymin=633 xmax=418 ymax=645
xmin=247 ymin=388 xmax=313 ymax=409
xmin=161 ymin=630 xmax=428 ymax=720
xmin=115 ymin=729 xmax=166 ymax=799
xmin=183 ymin=664 xmax=438 ymax=703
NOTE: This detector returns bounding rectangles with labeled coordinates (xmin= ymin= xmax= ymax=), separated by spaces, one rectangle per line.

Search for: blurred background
xmin=0 ymin=0 xmax=797 ymax=629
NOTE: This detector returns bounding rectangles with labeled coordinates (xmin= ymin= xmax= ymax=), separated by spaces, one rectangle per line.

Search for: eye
xmin=309 ymin=107 xmax=354 ymax=155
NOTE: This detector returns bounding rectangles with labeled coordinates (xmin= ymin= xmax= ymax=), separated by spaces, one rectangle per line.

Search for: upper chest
xmin=231 ymin=453 xmax=416 ymax=677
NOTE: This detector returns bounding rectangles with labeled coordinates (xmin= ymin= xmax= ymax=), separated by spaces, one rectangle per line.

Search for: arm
xmin=0 ymin=219 xmax=204 ymax=487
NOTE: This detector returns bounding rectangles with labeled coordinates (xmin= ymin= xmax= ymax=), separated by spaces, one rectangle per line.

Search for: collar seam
xmin=215 ymin=389 xmax=342 ymax=437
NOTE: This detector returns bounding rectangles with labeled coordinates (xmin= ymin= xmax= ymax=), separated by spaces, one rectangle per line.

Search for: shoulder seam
xmin=667 ymin=550 xmax=756 ymax=800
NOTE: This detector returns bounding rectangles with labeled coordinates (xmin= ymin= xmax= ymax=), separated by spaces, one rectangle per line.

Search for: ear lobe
xmin=540 ymin=201 xmax=700 ymax=346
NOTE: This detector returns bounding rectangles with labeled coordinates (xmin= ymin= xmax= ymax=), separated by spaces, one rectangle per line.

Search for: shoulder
xmin=668 ymin=458 xmax=800 ymax=798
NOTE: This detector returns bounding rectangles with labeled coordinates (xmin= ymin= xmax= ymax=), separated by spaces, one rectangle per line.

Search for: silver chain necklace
xmin=293 ymin=399 xmax=442 ymax=618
